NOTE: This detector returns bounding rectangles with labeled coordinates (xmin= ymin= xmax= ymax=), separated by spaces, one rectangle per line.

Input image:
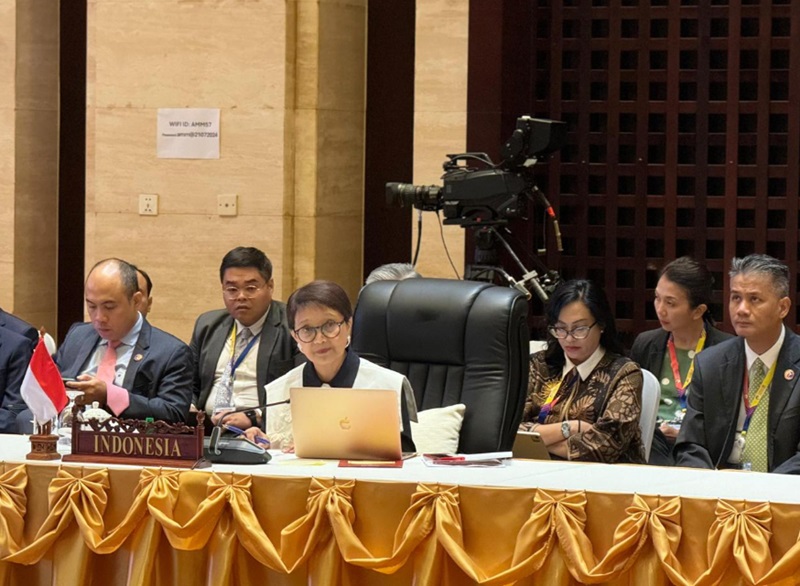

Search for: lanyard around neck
xmin=228 ymin=324 xmax=258 ymax=377
xmin=538 ymin=368 xmax=579 ymax=424
xmin=667 ymin=327 xmax=707 ymax=401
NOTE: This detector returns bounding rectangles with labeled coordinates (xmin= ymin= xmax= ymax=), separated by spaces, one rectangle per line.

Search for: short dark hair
xmin=129 ymin=264 xmax=153 ymax=296
xmin=287 ymin=280 xmax=353 ymax=329
xmin=543 ymin=279 xmax=624 ymax=373
xmin=88 ymin=258 xmax=139 ymax=300
xmin=219 ymin=247 xmax=273 ymax=283
xmin=730 ymin=254 xmax=790 ymax=298
xmin=660 ymin=257 xmax=714 ymax=324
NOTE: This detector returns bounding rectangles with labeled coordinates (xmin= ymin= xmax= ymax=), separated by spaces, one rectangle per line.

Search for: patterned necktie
xmin=97 ymin=340 xmax=122 ymax=386
xmin=742 ymin=358 xmax=769 ymax=472
xmin=213 ymin=327 xmax=253 ymax=413
xmin=235 ymin=327 xmax=253 ymax=360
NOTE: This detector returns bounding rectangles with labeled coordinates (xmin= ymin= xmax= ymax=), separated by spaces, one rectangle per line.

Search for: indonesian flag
xmin=20 ymin=338 xmax=68 ymax=425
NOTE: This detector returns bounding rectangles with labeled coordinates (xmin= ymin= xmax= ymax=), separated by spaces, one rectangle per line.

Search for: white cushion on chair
xmin=410 ymin=403 xmax=466 ymax=454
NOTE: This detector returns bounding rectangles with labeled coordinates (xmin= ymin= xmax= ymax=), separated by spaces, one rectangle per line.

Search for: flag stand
xmin=27 ymin=421 xmax=60 ymax=461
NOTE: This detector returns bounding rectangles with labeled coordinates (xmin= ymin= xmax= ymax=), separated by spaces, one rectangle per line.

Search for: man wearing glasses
xmin=190 ymin=247 xmax=301 ymax=431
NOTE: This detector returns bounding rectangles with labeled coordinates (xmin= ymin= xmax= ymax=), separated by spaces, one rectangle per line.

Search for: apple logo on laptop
xmin=339 ymin=417 xmax=351 ymax=430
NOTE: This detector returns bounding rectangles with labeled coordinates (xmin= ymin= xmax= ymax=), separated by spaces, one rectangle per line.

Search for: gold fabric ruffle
xmin=0 ymin=462 xmax=799 ymax=585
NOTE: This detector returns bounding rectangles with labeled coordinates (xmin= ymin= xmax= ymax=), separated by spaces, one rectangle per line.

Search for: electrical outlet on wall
xmin=139 ymin=194 xmax=158 ymax=216
xmin=218 ymin=194 xmax=238 ymax=216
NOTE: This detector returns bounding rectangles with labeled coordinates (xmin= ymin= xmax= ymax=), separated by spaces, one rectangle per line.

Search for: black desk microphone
xmin=204 ymin=398 xmax=290 ymax=464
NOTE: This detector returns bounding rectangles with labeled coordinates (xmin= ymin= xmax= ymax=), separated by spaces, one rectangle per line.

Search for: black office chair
xmin=352 ymin=278 xmax=529 ymax=453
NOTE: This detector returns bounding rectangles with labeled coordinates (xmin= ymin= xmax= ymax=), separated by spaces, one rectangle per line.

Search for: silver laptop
xmin=289 ymin=387 xmax=402 ymax=460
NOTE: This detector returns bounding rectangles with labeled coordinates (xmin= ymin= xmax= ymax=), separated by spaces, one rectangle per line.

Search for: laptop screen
xmin=289 ymin=387 xmax=402 ymax=460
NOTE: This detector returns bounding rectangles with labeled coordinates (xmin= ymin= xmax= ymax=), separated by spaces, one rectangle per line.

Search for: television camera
xmin=386 ymin=116 xmax=566 ymax=302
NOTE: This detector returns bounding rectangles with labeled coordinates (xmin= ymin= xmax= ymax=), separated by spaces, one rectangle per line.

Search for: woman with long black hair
xmin=520 ymin=279 xmax=645 ymax=463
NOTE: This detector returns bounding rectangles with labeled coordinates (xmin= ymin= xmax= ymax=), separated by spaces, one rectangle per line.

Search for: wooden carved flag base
xmin=27 ymin=434 xmax=61 ymax=460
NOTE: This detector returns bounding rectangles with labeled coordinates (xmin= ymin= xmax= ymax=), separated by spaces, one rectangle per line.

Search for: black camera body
xmin=386 ymin=116 xmax=566 ymax=227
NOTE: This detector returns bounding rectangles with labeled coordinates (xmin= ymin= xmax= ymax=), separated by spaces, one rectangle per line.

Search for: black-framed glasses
xmin=222 ymin=283 xmax=267 ymax=299
xmin=294 ymin=320 xmax=345 ymax=343
xmin=548 ymin=321 xmax=598 ymax=340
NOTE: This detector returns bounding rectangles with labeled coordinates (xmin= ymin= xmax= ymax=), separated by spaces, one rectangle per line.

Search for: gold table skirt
xmin=0 ymin=462 xmax=799 ymax=585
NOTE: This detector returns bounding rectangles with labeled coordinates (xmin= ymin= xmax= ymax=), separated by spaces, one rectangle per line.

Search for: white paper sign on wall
xmin=157 ymin=108 xmax=220 ymax=159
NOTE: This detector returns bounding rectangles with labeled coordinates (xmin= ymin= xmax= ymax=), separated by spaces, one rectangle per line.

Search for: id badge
xmin=728 ymin=432 xmax=745 ymax=464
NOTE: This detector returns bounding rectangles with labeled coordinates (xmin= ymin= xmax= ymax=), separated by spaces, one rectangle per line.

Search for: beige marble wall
xmin=0 ymin=0 xmax=59 ymax=332
xmin=290 ymin=0 xmax=367 ymax=298
xmin=3 ymin=0 xmax=464 ymax=341
xmin=86 ymin=0 xmax=367 ymax=341
xmin=0 ymin=0 xmax=15 ymax=311
xmin=412 ymin=0 xmax=468 ymax=278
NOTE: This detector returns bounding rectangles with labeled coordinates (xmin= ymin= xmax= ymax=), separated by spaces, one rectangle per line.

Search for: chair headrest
xmin=354 ymin=278 xmax=526 ymax=364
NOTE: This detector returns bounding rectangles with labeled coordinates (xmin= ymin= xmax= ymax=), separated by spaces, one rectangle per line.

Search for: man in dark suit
xmin=0 ymin=308 xmax=38 ymax=351
xmin=0 ymin=328 xmax=33 ymax=433
xmin=190 ymin=247 xmax=300 ymax=431
xmin=675 ymin=254 xmax=800 ymax=473
xmin=18 ymin=258 xmax=192 ymax=432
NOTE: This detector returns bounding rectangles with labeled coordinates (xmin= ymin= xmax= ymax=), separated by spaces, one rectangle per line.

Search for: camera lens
xmin=385 ymin=182 xmax=416 ymax=207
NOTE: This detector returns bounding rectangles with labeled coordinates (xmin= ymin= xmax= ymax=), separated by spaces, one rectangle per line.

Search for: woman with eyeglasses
xmin=519 ymin=279 xmax=645 ymax=463
xmin=631 ymin=257 xmax=732 ymax=465
xmin=241 ymin=280 xmax=417 ymax=451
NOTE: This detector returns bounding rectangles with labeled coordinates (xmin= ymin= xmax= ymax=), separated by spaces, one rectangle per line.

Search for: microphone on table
xmin=205 ymin=398 xmax=291 ymax=464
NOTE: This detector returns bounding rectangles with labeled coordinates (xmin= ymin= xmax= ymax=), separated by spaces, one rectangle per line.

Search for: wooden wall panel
xmin=467 ymin=0 xmax=800 ymax=344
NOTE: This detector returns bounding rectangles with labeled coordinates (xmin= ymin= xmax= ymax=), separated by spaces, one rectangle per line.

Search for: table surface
xmin=3 ymin=434 xmax=796 ymax=504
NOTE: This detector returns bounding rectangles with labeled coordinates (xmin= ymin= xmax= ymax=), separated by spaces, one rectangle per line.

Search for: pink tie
xmin=97 ymin=341 xmax=121 ymax=386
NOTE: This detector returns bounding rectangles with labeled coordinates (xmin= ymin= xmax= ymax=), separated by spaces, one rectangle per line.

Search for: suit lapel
xmin=714 ymin=339 xmax=746 ymax=467
xmin=122 ymin=321 xmax=151 ymax=389
xmin=647 ymin=331 xmax=668 ymax=374
xmin=256 ymin=307 xmax=281 ymax=404
xmin=71 ymin=330 xmax=102 ymax=377
xmin=769 ymin=330 xmax=800 ymax=435
xmin=205 ymin=315 xmax=233 ymax=386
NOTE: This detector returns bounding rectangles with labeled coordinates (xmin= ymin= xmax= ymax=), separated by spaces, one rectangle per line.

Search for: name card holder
xmin=63 ymin=404 xmax=210 ymax=469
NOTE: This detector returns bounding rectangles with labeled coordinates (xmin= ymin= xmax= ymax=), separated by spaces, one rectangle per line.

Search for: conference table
xmin=0 ymin=435 xmax=799 ymax=585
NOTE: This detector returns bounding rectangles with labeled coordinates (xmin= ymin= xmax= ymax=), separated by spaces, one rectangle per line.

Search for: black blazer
xmin=0 ymin=328 xmax=33 ymax=433
xmin=0 ymin=308 xmax=38 ymax=351
xmin=55 ymin=320 xmax=193 ymax=422
xmin=631 ymin=325 xmax=733 ymax=375
xmin=190 ymin=303 xmax=302 ymax=412
xmin=674 ymin=329 xmax=800 ymax=474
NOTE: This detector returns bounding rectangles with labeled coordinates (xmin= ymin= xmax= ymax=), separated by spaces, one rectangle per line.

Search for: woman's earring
xmin=346 ymin=335 xmax=351 ymax=348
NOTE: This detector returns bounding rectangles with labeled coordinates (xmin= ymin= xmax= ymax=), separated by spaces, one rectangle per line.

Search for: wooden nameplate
xmin=62 ymin=405 xmax=210 ymax=469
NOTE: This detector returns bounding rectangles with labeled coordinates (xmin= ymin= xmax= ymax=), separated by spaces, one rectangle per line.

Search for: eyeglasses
xmin=294 ymin=320 xmax=345 ymax=343
xmin=548 ymin=322 xmax=598 ymax=340
xmin=222 ymin=283 xmax=267 ymax=299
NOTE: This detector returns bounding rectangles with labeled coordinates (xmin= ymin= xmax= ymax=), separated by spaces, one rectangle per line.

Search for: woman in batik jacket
xmin=520 ymin=279 xmax=645 ymax=463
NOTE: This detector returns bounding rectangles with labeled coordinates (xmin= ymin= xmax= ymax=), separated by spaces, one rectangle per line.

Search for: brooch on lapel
xmin=133 ymin=353 xmax=144 ymax=362
xmin=785 ymin=369 xmax=795 ymax=381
